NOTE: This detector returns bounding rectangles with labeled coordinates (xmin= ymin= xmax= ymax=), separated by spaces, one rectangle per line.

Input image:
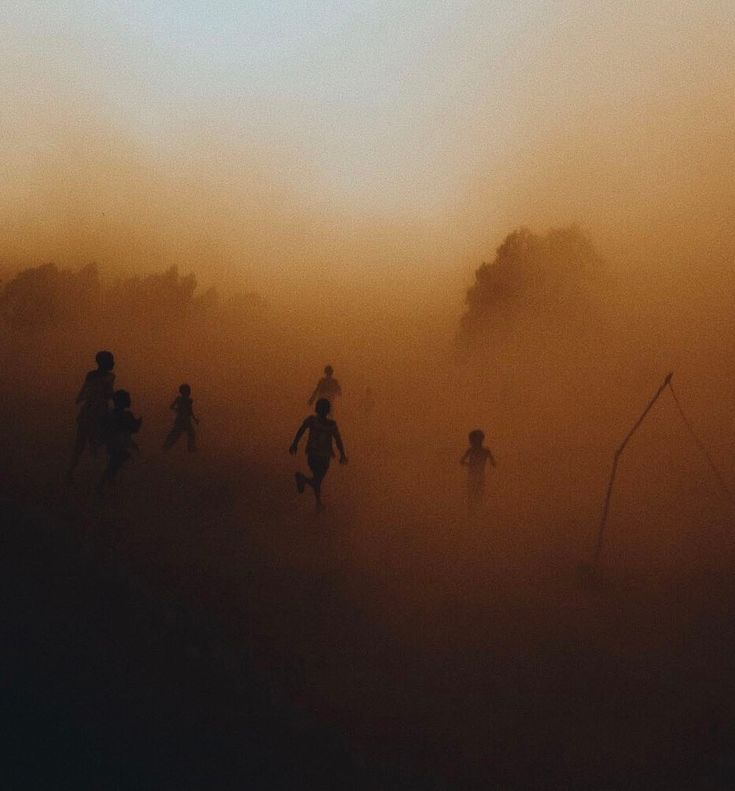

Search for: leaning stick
xmin=668 ymin=383 xmax=735 ymax=508
xmin=592 ymin=372 xmax=673 ymax=566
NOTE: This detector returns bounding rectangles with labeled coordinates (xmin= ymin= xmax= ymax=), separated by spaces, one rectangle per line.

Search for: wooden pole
xmin=592 ymin=372 xmax=673 ymax=566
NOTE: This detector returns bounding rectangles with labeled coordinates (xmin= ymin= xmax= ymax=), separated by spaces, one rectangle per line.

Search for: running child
xmin=290 ymin=398 xmax=347 ymax=510
xmin=163 ymin=383 xmax=199 ymax=452
xmin=308 ymin=365 xmax=342 ymax=407
xmin=96 ymin=389 xmax=142 ymax=494
xmin=460 ymin=429 xmax=496 ymax=511
xmin=67 ymin=350 xmax=115 ymax=480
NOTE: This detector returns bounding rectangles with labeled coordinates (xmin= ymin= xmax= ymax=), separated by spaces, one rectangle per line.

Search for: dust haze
xmin=3 ymin=3 xmax=735 ymax=787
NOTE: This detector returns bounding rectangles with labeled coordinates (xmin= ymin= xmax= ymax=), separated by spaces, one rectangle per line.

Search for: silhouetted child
xmin=163 ymin=383 xmax=199 ymax=452
xmin=67 ymin=350 xmax=115 ymax=480
xmin=290 ymin=398 xmax=347 ymax=510
xmin=97 ymin=390 xmax=142 ymax=494
xmin=308 ymin=365 xmax=342 ymax=407
xmin=460 ymin=429 xmax=496 ymax=510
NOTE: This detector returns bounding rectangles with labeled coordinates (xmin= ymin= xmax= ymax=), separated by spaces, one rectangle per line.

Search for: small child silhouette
xmin=163 ymin=383 xmax=199 ymax=452
xmin=97 ymin=389 xmax=142 ymax=494
xmin=290 ymin=398 xmax=347 ymax=510
xmin=67 ymin=350 xmax=115 ymax=481
xmin=460 ymin=429 xmax=496 ymax=511
xmin=308 ymin=365 xmax=342 ymax=406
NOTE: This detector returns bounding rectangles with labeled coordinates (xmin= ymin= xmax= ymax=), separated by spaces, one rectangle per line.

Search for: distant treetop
xmin=459 ymin=225 xmax=602 ymax=343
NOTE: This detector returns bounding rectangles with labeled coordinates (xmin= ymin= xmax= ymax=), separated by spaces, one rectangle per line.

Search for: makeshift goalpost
xmin=592 ymin=371 xmax=735 ymax=569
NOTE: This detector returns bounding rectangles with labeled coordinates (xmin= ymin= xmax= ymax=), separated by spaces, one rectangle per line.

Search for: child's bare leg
xmin=67 ymin=428 xmax=87 ymax=480
xmin=296 ymin=472 xmax=321 ymax=502
xmin=308 ymin=462 xmax=327 ymax=507
xmin=163 ymin=427 xmax=180 ymax=450
xmin=297 ymin=456 xmax=329 ymax=509
xmin=312 ymin=476 xmax=323 ymax=505
xmin=98 ymin=453 xmax=127 ymax=493
xmin=302 ymin=475 xmax=316 ymax=491
xmin=186 ymin=426 xmax=197 ymax=452
xmin=467 ymin=477 xmax=484 ymax=516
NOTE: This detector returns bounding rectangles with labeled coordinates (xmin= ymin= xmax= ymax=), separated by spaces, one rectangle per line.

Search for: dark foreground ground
xmin=3 ymin=401 xmax=735 ymax=789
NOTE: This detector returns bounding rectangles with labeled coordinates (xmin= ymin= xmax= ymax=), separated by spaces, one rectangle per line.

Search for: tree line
xmin=0 ymin=262 xmax=265 ymax=331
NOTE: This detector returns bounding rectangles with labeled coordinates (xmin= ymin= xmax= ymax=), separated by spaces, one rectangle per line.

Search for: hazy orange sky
xmin=1 ymin=1 xmax=733 ymax=296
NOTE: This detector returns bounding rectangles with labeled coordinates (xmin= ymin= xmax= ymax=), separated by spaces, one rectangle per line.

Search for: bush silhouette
xmin=460 ymin=225 xmax=602 ymax=342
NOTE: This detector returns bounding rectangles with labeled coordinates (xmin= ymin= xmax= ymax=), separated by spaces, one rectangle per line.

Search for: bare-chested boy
xmin=290 ymin=398 xmax=347 ymax=510
xmin=308 ymin=365 xmax=342 ymax=407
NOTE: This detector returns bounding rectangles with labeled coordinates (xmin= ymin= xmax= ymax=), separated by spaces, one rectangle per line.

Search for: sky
xmin=3 ymin=1 xmax=545 ymax=215
xmin=1 ymin=1 xmax=734 ymax=291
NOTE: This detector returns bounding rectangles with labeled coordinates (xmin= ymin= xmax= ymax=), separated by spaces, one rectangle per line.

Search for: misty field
xmin=4 ymin=1 xmax=735 ymax=786
xmin=2 ymin=254 xmax=735 ymax=788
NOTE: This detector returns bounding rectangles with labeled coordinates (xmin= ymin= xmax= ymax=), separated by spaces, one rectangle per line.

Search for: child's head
xmin=468 ymin=429 xmax=485 ymax=448
xmin=315 ymin=398 xmax=331 ymax=417
xmin=179 ymin=383 xmax=191 ymax=397
xmin=113 ymin=389 xmax=131 ymax=410
xmin=324 ymin=365 xmax=334 ymax=377
xmin=95 ymin=350 xmax=114 ymax=371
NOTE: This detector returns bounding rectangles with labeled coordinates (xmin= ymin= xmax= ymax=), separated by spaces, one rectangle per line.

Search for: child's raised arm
xmin=488 ymin=448 xmax=497 ymax=467
xmin=460 ymin=448 xmax=471 ymax=465
xmin=289 ymin=418 xmax=310 ymax=454
xmin=169 ymin=398 xmax=178 ymax=410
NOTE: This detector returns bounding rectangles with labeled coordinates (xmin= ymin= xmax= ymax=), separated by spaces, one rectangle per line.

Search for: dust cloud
xmin=2 ymin=2 xmax=735 ymax=787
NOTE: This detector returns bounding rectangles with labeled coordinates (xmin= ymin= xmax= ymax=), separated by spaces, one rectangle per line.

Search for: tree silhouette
xmin=0 ymin=261 xmax=266 ymax=336
xmin=0 ymin=262 xmax=101 ymax=329
xmin=460 ymin=225 xmax=602 ymax=342
xmin=107 ymin=266 xmax=198 ymax=326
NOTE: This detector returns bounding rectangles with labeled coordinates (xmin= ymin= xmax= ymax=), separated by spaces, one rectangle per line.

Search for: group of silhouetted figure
xmin=66 ymin=351 xmax=197 ymax=495
xmin=66 ymin=354 xmax=497 ymax=511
